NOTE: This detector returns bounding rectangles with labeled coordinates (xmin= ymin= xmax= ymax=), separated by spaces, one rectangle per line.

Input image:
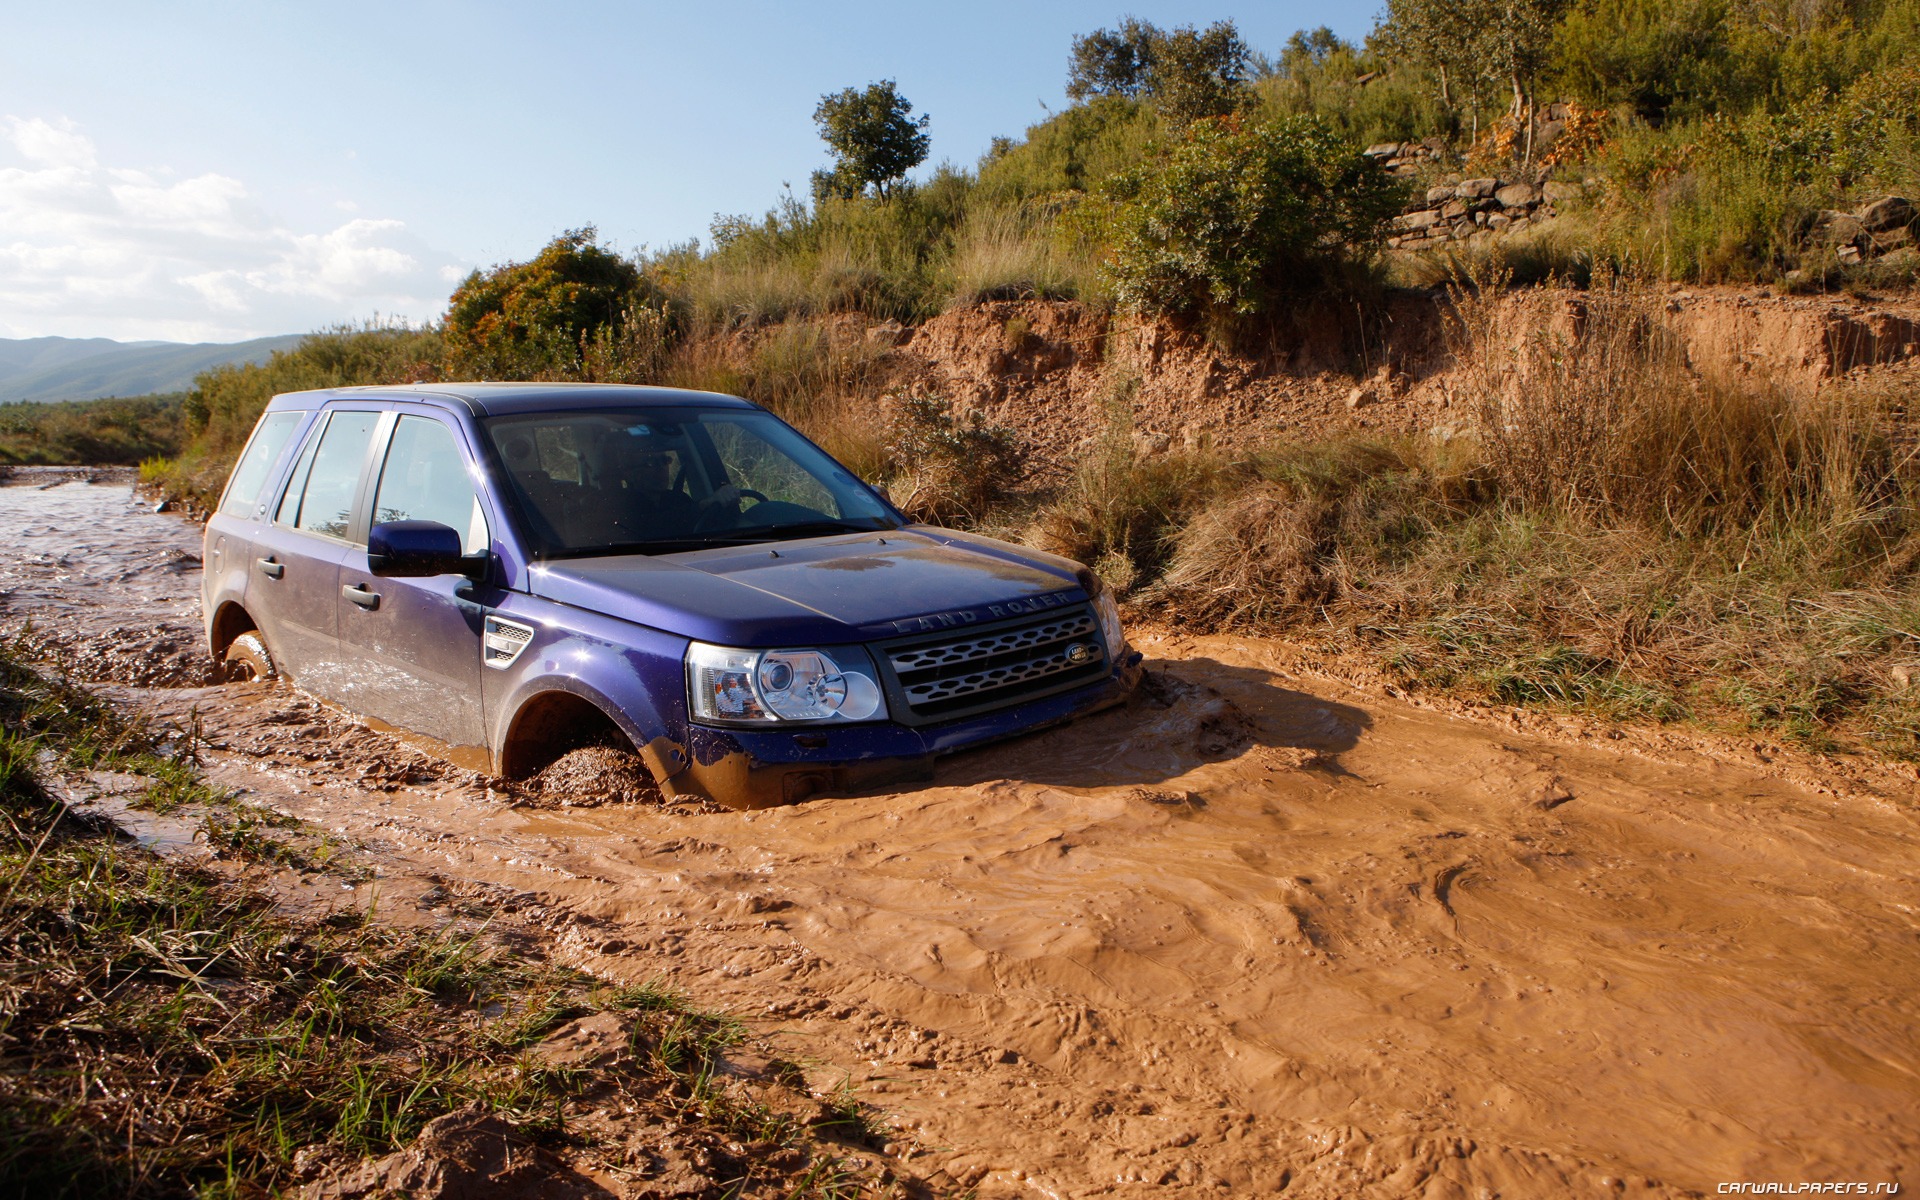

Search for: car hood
xmin=525 ymin=528 xmax=1086 ymax=645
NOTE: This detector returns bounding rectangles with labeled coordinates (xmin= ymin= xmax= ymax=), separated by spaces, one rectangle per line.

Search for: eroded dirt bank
xmin=4 ymin=477 xmax=1916 ymax=1198
xmin=860 ymin=288 xmax=1920 ymax=473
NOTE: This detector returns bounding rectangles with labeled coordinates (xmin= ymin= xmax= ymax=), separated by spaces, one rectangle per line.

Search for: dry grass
xmin=1453 ymin=270 xmax=1917 ymax=543
xmin=942 ymin=204 xmax=1105 ymax=307
xmin=973 ymin=278 xmax=1919 ymax=757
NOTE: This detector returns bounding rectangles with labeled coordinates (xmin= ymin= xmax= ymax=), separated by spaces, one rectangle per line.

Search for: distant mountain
xmin=0 ymin=334 xmax=307 ymax=404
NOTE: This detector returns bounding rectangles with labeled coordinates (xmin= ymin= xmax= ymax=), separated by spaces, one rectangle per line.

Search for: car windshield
xmin=483 ymin=407 xmax=900 ymax=557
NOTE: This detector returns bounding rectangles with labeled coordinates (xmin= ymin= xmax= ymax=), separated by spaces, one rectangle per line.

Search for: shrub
xmin=1092 ymin=115 xmax=1403 ymax=325
xmin=972 ymin=97 xmax=1162 ymax=208
xmin=443 ymin=228 xmax=654 ymax=379
xmin=0 ymin=395 xmax=188 ymax=466
xmin=883 ymin=391 xmax=1022 ymax=525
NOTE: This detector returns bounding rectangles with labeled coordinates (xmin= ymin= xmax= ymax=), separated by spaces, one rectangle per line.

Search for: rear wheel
xmin=222 ymin=631 xmax=277 ymax=682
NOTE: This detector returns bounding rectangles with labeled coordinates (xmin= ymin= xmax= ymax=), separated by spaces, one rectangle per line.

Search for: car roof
xmin=262 ymin=382 xmax=760 ymax=417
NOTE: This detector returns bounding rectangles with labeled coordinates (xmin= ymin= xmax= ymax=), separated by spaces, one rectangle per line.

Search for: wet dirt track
xmin=4 ymin=476 xmax=1917 ymax=1199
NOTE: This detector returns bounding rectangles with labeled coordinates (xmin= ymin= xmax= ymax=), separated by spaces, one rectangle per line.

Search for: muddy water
xmin=6 ymin=477 xmax=1918 ymax=1198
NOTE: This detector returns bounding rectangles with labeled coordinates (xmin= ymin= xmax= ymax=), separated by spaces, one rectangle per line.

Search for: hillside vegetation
xmin=113 ymin=6 xmax=1920 ymax=760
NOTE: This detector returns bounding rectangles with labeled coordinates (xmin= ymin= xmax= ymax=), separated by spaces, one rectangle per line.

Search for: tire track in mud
xmin=4 ymin=477 xmax=1917 ymax=1199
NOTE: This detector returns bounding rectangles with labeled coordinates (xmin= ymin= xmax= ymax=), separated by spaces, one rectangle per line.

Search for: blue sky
xmin=1 ymin=1 xmax=1375 ymax=342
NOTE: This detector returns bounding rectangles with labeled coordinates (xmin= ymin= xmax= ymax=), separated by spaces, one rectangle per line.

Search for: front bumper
xmin=671 ymin=650 xmax=1145 ymax=808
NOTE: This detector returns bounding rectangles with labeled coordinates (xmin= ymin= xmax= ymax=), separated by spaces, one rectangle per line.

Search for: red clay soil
xmin=7 ymin=480 xmax=1917 ymax=1199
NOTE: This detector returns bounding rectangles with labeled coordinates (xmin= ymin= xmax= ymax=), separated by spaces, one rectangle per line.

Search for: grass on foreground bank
xmin=0 ymin=644 xmax=894 ymax=1199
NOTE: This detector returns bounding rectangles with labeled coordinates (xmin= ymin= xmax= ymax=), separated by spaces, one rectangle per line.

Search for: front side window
xmin=220 ymin=411 xmax=304 ymax=519
xmin=371 ymin=416 xmax=489 ymax=555
xmin=279 ymin=410 xmax=381 ymax=541
xmin=484 ymin=407 xmax=896 ymax=557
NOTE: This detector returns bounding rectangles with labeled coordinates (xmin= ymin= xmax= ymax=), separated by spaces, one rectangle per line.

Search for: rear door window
xmin=220 ymin=411 xmax=305 ymax=519
xmin=276 ymin=410 xmax=382 ymax=542
xmin=371 ymin=415 xmax=489 ymax=554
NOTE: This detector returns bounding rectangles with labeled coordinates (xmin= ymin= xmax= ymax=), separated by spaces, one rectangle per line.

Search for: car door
xmin=247 ymin=408 xmax=385 ymax=693
xmin=334 ymin=412 xmax=493 ymax=751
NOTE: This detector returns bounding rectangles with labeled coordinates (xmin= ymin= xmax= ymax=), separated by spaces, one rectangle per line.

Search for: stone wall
xmin=1383 ymin=175 xmax=1580 ymax=251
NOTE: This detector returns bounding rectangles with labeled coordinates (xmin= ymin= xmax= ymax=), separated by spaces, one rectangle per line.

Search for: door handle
xmin=256 ymin=557 xmax=285 ymax=579
xmin=342 ymin=583 xmax=381 ymax=611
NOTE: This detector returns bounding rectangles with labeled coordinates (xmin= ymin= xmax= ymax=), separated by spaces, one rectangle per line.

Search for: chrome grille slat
xmin=900 ymin=644 xmax=1086 ymax=705
xmin=886 ymin=613 xmax=1096 ymax=674
xmin=879 ymin=604 xmax=1107 ymax=723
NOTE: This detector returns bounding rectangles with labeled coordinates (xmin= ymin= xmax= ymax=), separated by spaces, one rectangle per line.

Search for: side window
xmin=371 ymin=416 xmax=489 ymax=555
xmin=277 ymin=410 xmax=381 ymax=541
xmin=220 ymin=411 xmax=304 ymax=519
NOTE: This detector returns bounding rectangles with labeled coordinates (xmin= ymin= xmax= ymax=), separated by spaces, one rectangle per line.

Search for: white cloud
xmin=5 ymin=116 xmax=96 ymax=169
xmin=0 ymin=115 xmax=462 ymax=341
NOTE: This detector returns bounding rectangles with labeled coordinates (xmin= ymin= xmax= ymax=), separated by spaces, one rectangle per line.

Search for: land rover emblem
xmin=1066 ymin=642 xmax=1099 ymax=664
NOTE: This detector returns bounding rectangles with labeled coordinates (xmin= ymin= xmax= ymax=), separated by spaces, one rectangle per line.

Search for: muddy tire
xmin=223 ymin=631 xmax=277 ymax=682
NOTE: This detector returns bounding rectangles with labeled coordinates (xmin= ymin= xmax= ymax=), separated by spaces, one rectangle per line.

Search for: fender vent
xmin=483 ymin=616 xmax=535 ymax=670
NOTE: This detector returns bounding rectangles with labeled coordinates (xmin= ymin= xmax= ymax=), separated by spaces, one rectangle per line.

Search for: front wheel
xmin=222 ymin=631 xmax=277 ymax=682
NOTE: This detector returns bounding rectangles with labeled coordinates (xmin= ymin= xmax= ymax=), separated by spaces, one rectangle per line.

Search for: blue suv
xmin=201 ymin=384 xmax=1141 ymax=807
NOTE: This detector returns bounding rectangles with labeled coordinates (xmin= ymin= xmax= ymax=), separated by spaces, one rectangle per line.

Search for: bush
xmin=883 ymin=392 xmax=1022 ymax=525
xmin=443 ymin=228 xmax=657 ymax=379
xmin=1093 ymin=115 xmax=1404 ymax=325
xmin=0 ymin=395 xmax=188 ymax=466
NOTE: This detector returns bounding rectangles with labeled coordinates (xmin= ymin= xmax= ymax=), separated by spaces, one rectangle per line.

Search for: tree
xmin=1381 ymin=0 xmax=1568 ymax=123
xmin=1094 ymin=116 xmax=1403 ymax=323
xmin=1278 ymin=26 xmax=1353 ymax=76
xmin=1150 ymin=22 xmax=1253 ymax=127
xmin=812 ymin=80 xmax=930 ymax=201
xmin=443 ymin=228 xmax=644 ymax=379
xmin=1066 ymin=19 xmax=1252 ymax=127
xmin=1067 ymin=17 xmax=1159 ymax=99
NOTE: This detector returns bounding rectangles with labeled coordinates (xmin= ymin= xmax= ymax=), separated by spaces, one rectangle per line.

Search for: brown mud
xmin=5 ymin=478 xmax=1917 ymax=1198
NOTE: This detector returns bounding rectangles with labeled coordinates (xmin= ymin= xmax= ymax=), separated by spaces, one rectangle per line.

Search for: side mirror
xmin=368 ymin=520 xmax=483 ymax=579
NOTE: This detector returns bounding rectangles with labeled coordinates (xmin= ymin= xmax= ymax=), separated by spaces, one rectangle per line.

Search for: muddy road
xmin=4 ymin=474 xmax=1917 ymax=1199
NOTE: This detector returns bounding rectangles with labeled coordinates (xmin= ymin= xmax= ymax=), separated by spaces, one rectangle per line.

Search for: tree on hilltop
xmin=1067 ymin=18 xmax=1251 ymax=127
xmin=812 ymin=80 xmax=931 ymax=201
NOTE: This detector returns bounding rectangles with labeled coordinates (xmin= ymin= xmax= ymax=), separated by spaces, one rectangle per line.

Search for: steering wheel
xmin=691 ymin=488 xmax=770 ymax=532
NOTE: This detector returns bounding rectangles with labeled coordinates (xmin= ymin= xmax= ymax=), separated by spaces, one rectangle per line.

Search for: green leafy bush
xmin=1093 ymin=115 xmax=1404 ymax=322
xmin=443 ymin=227 xmax=654 ymax=379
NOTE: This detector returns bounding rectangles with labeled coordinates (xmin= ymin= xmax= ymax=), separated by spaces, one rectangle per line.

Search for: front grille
xmin=879 ymin=605 xmax=1108 ymax=724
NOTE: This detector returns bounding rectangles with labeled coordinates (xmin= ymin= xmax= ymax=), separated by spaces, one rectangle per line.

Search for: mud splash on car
xmin=5 ymin=476 xmax=1917 ymax=1198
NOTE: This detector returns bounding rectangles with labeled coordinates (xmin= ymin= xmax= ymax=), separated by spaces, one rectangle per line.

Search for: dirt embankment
xmin=860 ymin=288 xmax=1920 ymax=471
xmin=5 ymin=480 xmax=1917 ymax=1198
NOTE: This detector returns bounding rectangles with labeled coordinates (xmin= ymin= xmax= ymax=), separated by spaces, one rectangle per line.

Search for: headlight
xmin=686 ymin=643 xmax=886 ymax=725
xmin=1092 ymin=588 xmax=1127 ymax=657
